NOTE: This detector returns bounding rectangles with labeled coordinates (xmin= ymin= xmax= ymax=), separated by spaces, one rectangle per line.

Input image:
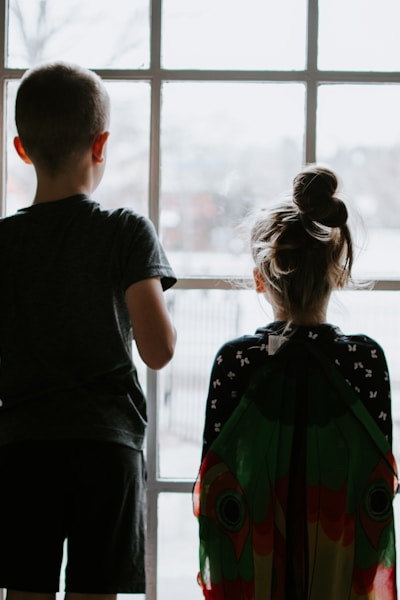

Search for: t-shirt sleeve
xmin=119 ymin=211 xmax=177 ymax=291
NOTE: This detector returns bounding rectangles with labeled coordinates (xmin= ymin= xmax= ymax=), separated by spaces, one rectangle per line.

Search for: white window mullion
xmin=145 ymin=368 xmax=160 ymax=600
xmin=148 ymin=76 xmax=161 ymax=229
xmin=304 ymin=0 xmax=318 ymax=164
xmin=149 ymin=0 xmax=162 ymax=228
xmin=146 ymin=2 xmax=163 ymax=599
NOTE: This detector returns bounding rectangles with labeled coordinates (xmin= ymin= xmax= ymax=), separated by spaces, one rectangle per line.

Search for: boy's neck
xmin=32 ymin=159 xmax=102 ymax=204
xmin=33 ymin=183 xmax=90 ymax=204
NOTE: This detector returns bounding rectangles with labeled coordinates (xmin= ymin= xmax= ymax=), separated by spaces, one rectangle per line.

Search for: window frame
xmin=0 ymin=1 xmax=400 ymax=599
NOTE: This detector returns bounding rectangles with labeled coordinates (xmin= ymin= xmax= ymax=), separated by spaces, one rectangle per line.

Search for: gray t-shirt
xmin=0 ymin=194 xmax=176 ymax=449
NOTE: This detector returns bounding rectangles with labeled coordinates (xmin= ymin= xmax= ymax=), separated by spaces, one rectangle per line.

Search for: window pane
xmin=6 ymin=81 xmax=150 ymax=215
xmin=93 ymin=82 xmax=150 ymax=215
xmin=158 ymin=288 xmax=274 ymax=479
xmin=157 ymin=493 xmax=200 ymax=600
xmin=162 ymin=0 xmax=307 ymax=70
xmin=7 ymin=0 xmax=150 ymax=69
xmin=160 ymin=82 xmax=305 ymax=277
xmin=317 ymin=84 xmax=400 ymax=279
xmin=318 ymin=0 xmax=400 ymax=71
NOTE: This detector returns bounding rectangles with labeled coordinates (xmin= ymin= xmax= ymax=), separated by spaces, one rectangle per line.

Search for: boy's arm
xmin=125 ymin=277 xmax=176 ymax=370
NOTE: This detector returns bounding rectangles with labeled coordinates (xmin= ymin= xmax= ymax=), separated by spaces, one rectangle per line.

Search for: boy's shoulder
xmin=0 ymin=195 xmax=151 ymax=231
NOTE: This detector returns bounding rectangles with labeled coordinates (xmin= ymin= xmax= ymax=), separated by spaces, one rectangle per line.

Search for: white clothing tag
xmin=268 ymin=334 xmax=287 ymax=355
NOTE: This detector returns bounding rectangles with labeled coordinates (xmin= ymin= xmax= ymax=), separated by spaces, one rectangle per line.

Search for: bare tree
xmin=9 ymin=0 xmax=146 ymax=68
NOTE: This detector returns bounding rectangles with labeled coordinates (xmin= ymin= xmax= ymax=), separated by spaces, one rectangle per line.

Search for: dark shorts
xmin=0 ymin=440 xmax=146 ymax=594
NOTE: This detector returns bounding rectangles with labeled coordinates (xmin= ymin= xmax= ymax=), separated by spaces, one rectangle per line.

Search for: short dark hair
xmin=15 ymin=61 xmax=110 ymax=174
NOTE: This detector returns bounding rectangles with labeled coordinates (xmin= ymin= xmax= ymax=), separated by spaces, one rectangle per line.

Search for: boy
xmin=0 ymin=62 xmax=177 ymax=600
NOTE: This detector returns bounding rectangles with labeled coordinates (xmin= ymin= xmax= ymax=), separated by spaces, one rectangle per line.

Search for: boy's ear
xmin=14 ymin=136 xmax=32 ymax=164
xmin=253 ymin=267 xmax=266 ymax=293
xmin=92 ymin=131 xmax=110 ymax=164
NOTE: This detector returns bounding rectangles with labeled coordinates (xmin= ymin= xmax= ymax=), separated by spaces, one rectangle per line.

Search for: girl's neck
xmin=273 ymin=308 xmax=327 ymax=326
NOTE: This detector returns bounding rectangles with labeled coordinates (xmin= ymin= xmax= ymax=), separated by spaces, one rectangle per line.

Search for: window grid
xmin=1 ymin=1 xmax=400 ymax=598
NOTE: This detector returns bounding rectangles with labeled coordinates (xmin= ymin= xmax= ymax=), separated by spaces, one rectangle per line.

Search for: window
xmin=1 ymin=1 xmax=400 ymax=598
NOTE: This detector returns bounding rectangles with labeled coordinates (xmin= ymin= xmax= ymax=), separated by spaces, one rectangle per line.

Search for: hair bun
xmin=293 ymin=166 xmax=348 ymax=228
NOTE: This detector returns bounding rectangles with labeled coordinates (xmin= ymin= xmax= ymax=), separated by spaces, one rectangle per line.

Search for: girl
xmin=195 ymin=165 xmax=397 ymax=600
